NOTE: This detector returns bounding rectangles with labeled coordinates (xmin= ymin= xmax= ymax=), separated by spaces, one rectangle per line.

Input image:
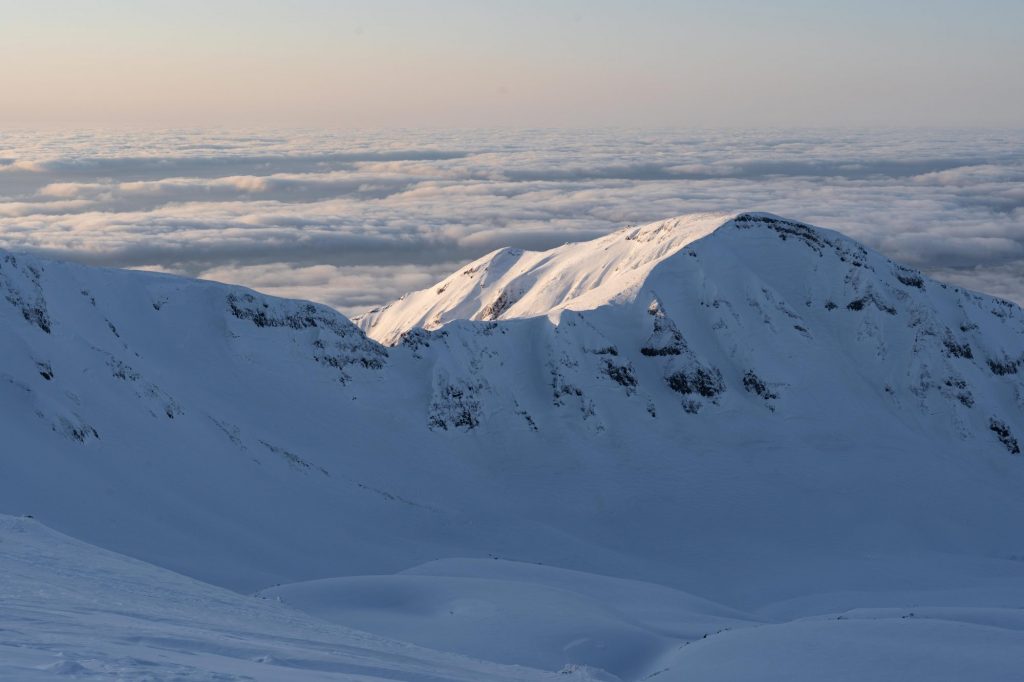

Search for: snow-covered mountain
xmin=2 ymin=211 xmax=1023 ymax=679
xmin=356 ymin=211 xmax=1023 ymax=449
xmin=353 ymin=212 xmax=734 ymax=344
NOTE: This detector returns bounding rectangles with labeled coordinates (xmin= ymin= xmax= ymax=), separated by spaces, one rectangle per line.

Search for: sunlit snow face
xmin=1 ymin=128 xmax=1022 ymax=315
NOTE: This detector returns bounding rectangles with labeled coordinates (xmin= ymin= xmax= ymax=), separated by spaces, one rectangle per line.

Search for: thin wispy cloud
xmin=1 ymin=128 xmax=1022 ymax=315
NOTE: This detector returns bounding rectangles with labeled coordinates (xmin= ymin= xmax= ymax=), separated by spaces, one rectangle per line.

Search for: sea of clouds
xmin=1 ymin=128 xmax=1022 ymax=315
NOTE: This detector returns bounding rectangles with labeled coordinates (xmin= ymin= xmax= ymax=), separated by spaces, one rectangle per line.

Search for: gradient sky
xmin=2 ymin=0 xmax=1022 ymax=128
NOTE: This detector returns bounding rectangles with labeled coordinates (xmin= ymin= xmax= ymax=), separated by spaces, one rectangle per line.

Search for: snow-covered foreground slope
xmin=2 ymin=211 xmax=1024 ymax=678
xmin=264 ymin=557 xmax=1024 ymax=682
xmin=5 ymin=512 xmax=1021 ymax=681
xmin=260 ymin=558 xmax=754 ymax=679
xmin=0 ymin=515 xmax=560 ymax=681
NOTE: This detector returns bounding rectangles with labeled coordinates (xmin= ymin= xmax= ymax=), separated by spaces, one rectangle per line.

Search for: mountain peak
xmin=355 ymin=211 xmax=744 ymax=344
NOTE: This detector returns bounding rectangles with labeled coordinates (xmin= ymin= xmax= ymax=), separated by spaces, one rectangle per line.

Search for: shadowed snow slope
xmin=2 ymin=212 xmax=1024 ymax=679
xmin=0 ymin=515 xmax=560 ymax=681
xmin=263 ymin=557 xmax=1024 ymax=682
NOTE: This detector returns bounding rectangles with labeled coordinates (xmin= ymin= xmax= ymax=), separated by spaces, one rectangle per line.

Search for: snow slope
xmin=2 ymin=211 xmax=1024 ymax=679
xmin=4 ymin=511 xmax=1022 ymax=681
xmin=260 ymin=558 xmax=753 ymax=679
xmin=264 ymin=557 xmax=1024 ymax=682
xmin=0 ymin=514 xmax=560 ymax=681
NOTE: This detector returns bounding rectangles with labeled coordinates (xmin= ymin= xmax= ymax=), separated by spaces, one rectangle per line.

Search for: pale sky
xmin=2 ymin=0 xmax=1022 ymax=129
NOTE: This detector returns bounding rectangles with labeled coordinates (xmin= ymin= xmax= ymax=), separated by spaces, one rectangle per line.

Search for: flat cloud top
xmin=1 ymin=128 xmax=1022 ymax=315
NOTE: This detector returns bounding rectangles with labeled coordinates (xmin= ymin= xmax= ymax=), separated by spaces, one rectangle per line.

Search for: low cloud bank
xmin=1 ymin=129 xmax=1022 ymax=312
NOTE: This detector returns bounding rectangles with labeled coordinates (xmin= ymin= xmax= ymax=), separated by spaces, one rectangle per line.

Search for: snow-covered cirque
xmin=2 ymin=212 xmax=1023 ymax=679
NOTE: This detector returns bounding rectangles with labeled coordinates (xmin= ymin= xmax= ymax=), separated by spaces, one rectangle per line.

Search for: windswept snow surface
xmin=264 ymin=558 xmax=1024 ymax=682
xmin=0 ymin=515 xmax=559 ymax=681
xmin=5 ymin=514 xmax=1021 ymax=681
xmin=2 ymin=212 xmax=1024 ymax=679
xmin=260 ymin=558 xmax=754 ymax=679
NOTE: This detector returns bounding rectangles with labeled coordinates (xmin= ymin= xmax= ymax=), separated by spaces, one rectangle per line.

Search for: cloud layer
xmin=1 ymin=129 xmax=1022 ymax=315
